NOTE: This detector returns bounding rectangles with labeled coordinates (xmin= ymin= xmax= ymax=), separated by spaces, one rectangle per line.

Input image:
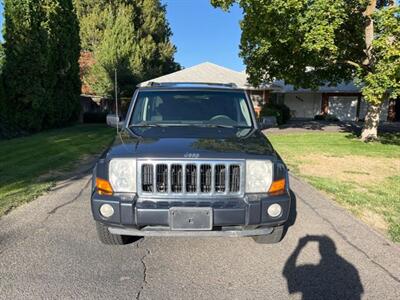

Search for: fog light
xmin=100 ymin=204 xmax=114 ymax=218
xmin=267 ymin=203 xmax=282 ymax=218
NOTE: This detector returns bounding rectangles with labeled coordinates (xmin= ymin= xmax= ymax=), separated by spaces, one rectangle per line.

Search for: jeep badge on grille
xmin=184 ymin=153 xmax=200 ymax=158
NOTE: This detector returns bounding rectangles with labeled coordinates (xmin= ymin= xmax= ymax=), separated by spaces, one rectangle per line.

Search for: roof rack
xmin=141 ymin=82 xmax=238 ymax=88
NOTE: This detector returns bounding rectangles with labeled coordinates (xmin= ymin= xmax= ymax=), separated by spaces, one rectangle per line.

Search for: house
xmin=273 ymin=80 xmax=391 ymax=121
xmin=138 ymin=62 xmax=399 ymax=122
xmin=139 ymin=62 xmax=281 ymax=116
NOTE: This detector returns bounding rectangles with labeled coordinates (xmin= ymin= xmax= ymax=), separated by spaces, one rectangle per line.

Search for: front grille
xmin=138 ymin=160 xmax=244 ymax=197
xmin=200 ymin=165 xmax=212 ymax=193
xmin=156 ymin=164 xmax=168 ymax=192
xmin=229 ymin=165 xmax=241 ymax=192
xmin=186 ymin=164 xmax=197 ymax=193
xmin=171 ymin=164 xmax=183 ymax=193
xmin=215 ymin=165 xmax=226 ymax=193
xmin=142 ymin=164 xmax=154 ymax=192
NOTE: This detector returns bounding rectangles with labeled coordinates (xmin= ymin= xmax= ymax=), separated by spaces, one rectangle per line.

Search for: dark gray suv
xmin=91 ymin=83 xmax=292 ymax=245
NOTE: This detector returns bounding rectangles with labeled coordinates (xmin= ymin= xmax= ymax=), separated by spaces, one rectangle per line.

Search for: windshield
xmin=130 ymin=90 xmax=253 ymax=128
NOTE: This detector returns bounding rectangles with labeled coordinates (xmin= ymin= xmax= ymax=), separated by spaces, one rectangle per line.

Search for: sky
xmin=0 ymin=0 xmax=244 ymax=71
xmin=161 ymin=0 xmax=245 ymax=71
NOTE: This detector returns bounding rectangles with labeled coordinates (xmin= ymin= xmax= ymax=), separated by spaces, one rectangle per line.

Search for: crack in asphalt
xmin=0 ymin=178 xmax=90 ymax=257
xmin=46 ymin=177 xmax=91 ymax=217
xmin=136 ymin=240 xmax=151 ymax=300
xmin=297 ymin=192 xmax=400 ymax=284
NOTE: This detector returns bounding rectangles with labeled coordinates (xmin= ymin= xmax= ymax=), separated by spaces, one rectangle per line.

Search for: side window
xmin=132 ymin=97 xmax=148 ymax=123
xmin=239 ymin=97 xmax=252 ymax=126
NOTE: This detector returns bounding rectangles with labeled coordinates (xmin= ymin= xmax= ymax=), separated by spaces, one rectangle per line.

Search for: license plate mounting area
xmin=169 ymin=207 xmax=213 ymax=231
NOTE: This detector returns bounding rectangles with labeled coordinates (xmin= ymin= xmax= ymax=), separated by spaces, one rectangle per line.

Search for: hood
xmin=106 ymin=127 xmax=277 ymax=160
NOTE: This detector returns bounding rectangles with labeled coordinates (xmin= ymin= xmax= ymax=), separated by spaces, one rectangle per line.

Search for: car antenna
xmin=115 ymin=68 xmax=119 ymax=134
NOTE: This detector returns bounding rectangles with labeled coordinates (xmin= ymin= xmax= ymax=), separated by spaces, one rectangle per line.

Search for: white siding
xmin=283 ymin=93 xmax=322 ymax=119
xmin=328 ymin=96 xmax=358 ymax=121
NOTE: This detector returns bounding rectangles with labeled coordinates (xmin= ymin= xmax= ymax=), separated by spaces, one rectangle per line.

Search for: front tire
xmin=96 ymin=222 xmax=141 ymax=245
xmin=252 ymin=225 xmax=285 ymax=244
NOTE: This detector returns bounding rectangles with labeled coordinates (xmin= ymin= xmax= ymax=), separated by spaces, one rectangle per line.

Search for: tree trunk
xmin=363 ymin=0 xmax=376 ymax=66
xmin=360 ymin=0 xmax=378 ymax=142
xmin=361 ymin=102 xmax=382 ymax=141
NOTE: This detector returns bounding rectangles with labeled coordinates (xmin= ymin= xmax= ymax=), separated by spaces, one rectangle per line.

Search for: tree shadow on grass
xmin=344 ymin=131 xmax=400 ymax=146
xmin=283 ymin=235 xmax=364 ymax=300
xmin=378 ymin=132 xmax=400 ymax=146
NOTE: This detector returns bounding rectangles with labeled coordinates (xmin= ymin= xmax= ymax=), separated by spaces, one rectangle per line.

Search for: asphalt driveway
xmin=0 ymin=173 xmax=399 ymax=299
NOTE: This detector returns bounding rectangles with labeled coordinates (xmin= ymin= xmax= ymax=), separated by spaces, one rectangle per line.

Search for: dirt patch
xmin=298 ymin=154 xmax=400 ymax=186
xmin=359 ymin=209 xmax=389 ymax=233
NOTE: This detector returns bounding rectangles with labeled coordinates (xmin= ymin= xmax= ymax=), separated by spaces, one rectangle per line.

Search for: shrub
xmin=83 ymin=112 xmax=107 ymax=123
xmin=260 ymin=103 xmax=291 ymax=125
xmin=314 ymin=114 xmax=340 ymax=122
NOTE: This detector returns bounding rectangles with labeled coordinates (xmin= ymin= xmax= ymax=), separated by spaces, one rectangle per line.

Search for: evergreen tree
xmin=75 ymin=0 xmax=180 ymax=98
xmin=2 ymin=0 xmax=81 ymax=132
xmin=132 ymin=0 xmax=181 ymax=80
xmin=87 ymin=4 xmax=138 ymax=97
xmin=3 ymin=0 xmax=50 ymax=132
xmin=0 ymin=44 xmax=5 ymax=73
xmin=45 ymin=0 xmax=81 ymax=127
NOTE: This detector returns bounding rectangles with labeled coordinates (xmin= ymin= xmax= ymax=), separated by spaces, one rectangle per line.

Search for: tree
xmin=2 ymin=0 xmax=50 ymax=132
xmin=0 ymin=44 xmax=5 ymax=73
xmin=212 ymin=0 xmax=400 ymax=141
xmin=131 ymin=0 xmax=181 ymax=80
xmin=2 ymin=0 xmax=81 ymax=132
xmin=75 ymin=0 xmax=180 ymax=98
xmin=43 ymin=0 xmax=81 ymax=128
xmin=86 ymin=4 xmax=138 ymax=97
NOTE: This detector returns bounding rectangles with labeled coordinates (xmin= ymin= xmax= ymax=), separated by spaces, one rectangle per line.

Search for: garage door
xmin=284 ymin=93 xmax=321 ymax=119
xmin=328 ymin=96 xmax=358 ymax=121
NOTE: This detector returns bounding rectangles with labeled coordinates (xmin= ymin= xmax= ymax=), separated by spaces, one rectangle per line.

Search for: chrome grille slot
xmin=229 ymin=165 xmax=240 ymax=192
xmin=200 ymin=165 xmax=212 ymax=193
xmin=156 ymin=164 xmax=168 ymax=192
xmin=215 ymin=165 xmax=226 ymax=193
xmin=142 ymin=164 xmax=154 ymax=192
xmin=170 ymin=164 xmax=183 ymax=193
xmin=138 ymin=160 xmax=244 ymax=198
xmin=186 ymin=164 xmax=197 ymax=193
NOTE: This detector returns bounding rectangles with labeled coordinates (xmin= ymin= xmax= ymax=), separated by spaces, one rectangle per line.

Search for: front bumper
xmin=91 ymin=192 xmax=291 ymax=234
xmin=108 ymin=225 xmax=274 ymax=237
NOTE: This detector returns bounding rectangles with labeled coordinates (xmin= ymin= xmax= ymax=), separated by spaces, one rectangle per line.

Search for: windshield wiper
xmin=129 ymin=123 xmax=162 ymax=128
xmin=196 ymin=124 xmax=252 ymax=129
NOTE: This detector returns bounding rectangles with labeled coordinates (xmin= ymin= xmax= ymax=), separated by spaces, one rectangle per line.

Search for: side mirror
xmin=106 ymin=114 xmax=124 ymax=128
xmin=259 ymin=116 xmax=277 ymax=130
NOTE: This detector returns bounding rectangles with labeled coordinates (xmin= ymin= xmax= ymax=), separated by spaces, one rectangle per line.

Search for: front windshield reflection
xmin=130 ymin=90 xmax=254 ymax=128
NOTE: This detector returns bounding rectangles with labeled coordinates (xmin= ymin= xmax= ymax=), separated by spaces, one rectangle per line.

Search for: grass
xmin=268 ymin=132 xmax=400 ymax=242
xmin=0 ymin=124 xmax=114 ymax=216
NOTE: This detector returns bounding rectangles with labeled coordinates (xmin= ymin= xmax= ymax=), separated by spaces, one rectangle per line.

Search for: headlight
xmin=246 ymin=160 xmax=273 ymax=193
xmin=109 ymin=158 xmax=136 ymax=193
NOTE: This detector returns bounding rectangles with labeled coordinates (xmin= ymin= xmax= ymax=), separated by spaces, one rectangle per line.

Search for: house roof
xmin=275 ymin=80 xmax=361 ymax=94
xmin=139 ymin=62 xmax=279 ymax=90
xmin=139 ymin=62 xmax=361 ymax=93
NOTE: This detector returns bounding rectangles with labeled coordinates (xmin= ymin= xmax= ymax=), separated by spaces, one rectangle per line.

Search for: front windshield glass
xmin=130 ymin=90 xmax=253 ymax=128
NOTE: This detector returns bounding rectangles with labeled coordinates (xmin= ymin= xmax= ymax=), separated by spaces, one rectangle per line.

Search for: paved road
xmin=1 ymin=173 xmax=399 ymax=299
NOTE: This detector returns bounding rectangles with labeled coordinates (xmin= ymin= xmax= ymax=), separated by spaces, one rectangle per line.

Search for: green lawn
xmin=268 ymin=132 xmax=400 ymax=242
xmin=0 ymin=124 xmax=114 ymax=216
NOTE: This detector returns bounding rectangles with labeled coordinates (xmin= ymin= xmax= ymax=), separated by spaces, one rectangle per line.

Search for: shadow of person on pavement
xmin=283 ymin=235 xmax=363 ymax=300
